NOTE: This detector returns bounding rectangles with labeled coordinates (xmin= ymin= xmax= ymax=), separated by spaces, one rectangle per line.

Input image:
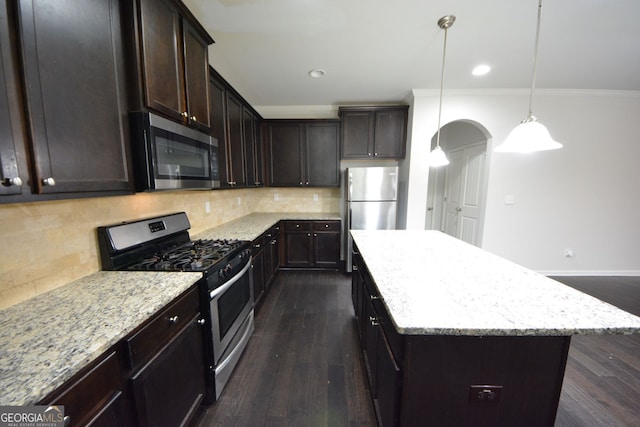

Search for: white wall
xmin=402 ymin=89 xmax=640 ymax=275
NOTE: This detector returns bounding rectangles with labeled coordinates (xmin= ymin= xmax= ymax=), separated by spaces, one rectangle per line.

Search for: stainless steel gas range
xmin=97 ymin=212 xmax=254 ymax=403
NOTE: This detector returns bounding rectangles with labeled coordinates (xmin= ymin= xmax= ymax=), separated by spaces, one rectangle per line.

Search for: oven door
xmin=209 ymin=258 xmax=254 ymax=365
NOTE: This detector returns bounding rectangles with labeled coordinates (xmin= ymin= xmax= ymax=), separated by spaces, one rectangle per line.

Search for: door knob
xmin=456 ymin=207 xmax=462 ymax=212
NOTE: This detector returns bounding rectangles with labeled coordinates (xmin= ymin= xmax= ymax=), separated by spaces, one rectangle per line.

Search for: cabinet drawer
xmin=284 ymin=221 xmax=312 ymax=231
xmin=313 ymin=220 xmax=340 ymax=231
xmin=43 ymin=350 xmax=125 ymax=427
xmin=251 ymin=235 xmax=266 ymax=255
xmin=125 ymin=286 xmax=200 ymax=371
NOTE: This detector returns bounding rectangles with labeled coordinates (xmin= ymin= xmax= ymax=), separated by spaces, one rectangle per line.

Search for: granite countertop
xmin=194 ymin=212 xmax=340 ymax=241
xmin=0 ymin=271 xmax=202 ymax=406
xmin=351 ymin=230 xmax=640 ymax=336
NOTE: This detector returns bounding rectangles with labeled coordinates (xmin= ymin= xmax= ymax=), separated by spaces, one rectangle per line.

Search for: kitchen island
xmin=350 ymin=230 xmax=640 ymax=427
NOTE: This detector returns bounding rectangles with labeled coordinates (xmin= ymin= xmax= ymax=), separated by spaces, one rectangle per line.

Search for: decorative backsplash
xmin=0 ymin=187 xmax=339 ymax=309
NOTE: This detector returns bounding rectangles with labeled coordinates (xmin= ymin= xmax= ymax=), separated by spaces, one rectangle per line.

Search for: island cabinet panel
xmin=352 ymin=246 xmax=572 ymax=427
xmin=339 ymin=106 xmax=408 ymax=159
xmin=42 ymin=350 xmax=132 ymax=427
xmin=138 ymin=0 xmax=212 ymax=131
xmin=15 ymin=0 xmax=134 ymax=196
xmin=401 ymin=336 xmax=571 ymax=427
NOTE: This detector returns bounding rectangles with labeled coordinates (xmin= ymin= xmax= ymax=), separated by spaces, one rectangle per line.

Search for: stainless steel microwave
xmin=130 ymin=112 xmax=219 ymax=191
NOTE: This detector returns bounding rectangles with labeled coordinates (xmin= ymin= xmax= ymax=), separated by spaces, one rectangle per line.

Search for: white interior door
xmin=442 ymin=150 xmax=463 ymax=237
xmin=458 ymin=144 xmax=486 ymax=245
xmin=441 ymin=144 xmax=486 ymax=245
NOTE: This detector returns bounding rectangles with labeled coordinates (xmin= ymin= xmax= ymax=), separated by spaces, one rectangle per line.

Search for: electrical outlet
xmin=564 ymin=248 xmax=574 ymax=257
xmin=237 ymin=197 xmax=241 ymax=206
xmin=313 ymin=193 xmax=318 ymax=202
xmin=469 ymin=385 xmax=502 ymax=403
xmin=205 ymin=201 xmax=211 ymax=213
xmin=274 ymin=193 xmax=279 ymax=201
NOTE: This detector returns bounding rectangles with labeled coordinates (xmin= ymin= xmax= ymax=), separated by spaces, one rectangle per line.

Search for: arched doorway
xmin=426 ymin=120 xmax=491 ymax=247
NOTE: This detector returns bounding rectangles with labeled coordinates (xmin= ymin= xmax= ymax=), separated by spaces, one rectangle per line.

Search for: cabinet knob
xmin=191 ymin=115 xmax=197 ymax=121
xmin=325 ymin=224 xmax=329 ymax=228
xmin=3 ymin=177 xmax=22 ymax=187
xmin=254 ymin=243 xmax=261 ymax=249
xmin=197 ymin=318 xmax=206 ymax=326
xmin=370 ymin=295 xmax=380 ymax=301
xmin=63 ymin=416 xmax=71 ymax=427
xmin=306 ymin=181 xmax=309 ymax=185
xmin=296 ymin=224 xmax=300 ymax=228
xmin=168 ymin=315 xmax=179 ymax=324
xmin=307 ymin=233 xmax=311 ymax=237
xmin=369 ymin=316 xmax=379 ymax=326
xmin=182 ymin=111 xmax=188 ymax=118
xmin=299 ymin=181 xmax=303 ymax=185
xmin=374 ymin=152 xmax=378 ymax=156
xmin=368 ymin=152 xmax=372 ymax=156
xmin=41 ymin=177 xmax=56 ymax=186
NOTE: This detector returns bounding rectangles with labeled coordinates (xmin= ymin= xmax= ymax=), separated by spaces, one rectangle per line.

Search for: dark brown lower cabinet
xmin=42 ymin=350 xmax=131 ymax=427
xmin=353 ymin=249 xmax=571 ymax=427
xmin=41 ymin=285 xmax=207 ymax=427
xmin=283 ymin=220 xmax=340 ymax=268
xmin=130 ymin=316 xmax=206 ymax=427
xmin=251 ymin=236 xmax=266 ymax=306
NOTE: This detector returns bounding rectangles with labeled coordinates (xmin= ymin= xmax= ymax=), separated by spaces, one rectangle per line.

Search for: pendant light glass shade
xmin=429 ymin=15 xmax=455 ymax=168
xmin=494 ymin=0 xmax=562 ymax=154
xmin=429 ymin=145 xmax=450 ymax=166
xmin=495 ymin=115 xmax=562 ymax=153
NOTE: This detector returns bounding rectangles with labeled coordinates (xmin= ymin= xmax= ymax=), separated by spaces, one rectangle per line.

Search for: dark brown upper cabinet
xmin=339 ymin=106 xmax=408 ymax=159
xmin=266 ymin=120 xmax=339 ymax=188
xmin=12 ymin=0 xmax=133 ymax=197
xmin=137 ymin=0 xmax=213 ymax=132
xmin=209 ymin=68 xmax=263 ymax=189
xmin=0 ymin=1 xmax=28 ymax=197
xmin=243 ymin=106 xmax=263 ymax=187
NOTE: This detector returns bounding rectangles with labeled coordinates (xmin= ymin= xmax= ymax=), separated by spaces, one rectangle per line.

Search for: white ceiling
xmin=183 ymin=0 xmax=640 ymax=107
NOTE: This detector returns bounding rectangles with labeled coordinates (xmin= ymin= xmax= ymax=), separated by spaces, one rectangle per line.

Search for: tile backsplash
xmin=0 ymin=187 xmax=339 ymax=309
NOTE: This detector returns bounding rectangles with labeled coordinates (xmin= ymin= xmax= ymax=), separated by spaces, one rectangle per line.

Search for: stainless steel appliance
xmin=130 ymin=112 xmax=220 ymax=191
xmin=343 ymin=166 xmax=398 ymax=271
xmin=97 ymin=212 xmax=253 ymax=402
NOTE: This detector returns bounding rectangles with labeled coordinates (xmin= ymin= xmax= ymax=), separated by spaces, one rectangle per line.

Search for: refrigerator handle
xmin=348 ymin=207 xmax=352 ymax=229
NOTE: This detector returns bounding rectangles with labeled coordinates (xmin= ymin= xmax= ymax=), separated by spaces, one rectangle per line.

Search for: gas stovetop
xmin=97 ymin=212 xmax=250 ymax=276
xmin=126 ymin=239 xmax=246 ymax=272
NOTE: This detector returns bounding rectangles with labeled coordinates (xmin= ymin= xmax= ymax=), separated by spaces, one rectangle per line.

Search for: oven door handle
xmin=209 ymin=259 xmax=252 ymax=300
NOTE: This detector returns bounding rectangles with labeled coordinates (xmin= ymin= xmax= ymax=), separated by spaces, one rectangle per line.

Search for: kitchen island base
xmin=399 ymin=335 xmax=571 ymax=427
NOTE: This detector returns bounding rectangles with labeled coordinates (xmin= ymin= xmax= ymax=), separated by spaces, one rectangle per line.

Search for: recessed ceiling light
xmin=472 ymin=64 xmax=491 ymax=76
xmin=308 ymin=68 xmax=326 ymax=78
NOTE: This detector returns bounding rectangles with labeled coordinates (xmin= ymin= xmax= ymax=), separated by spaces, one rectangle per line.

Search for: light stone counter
xmin=194 ymin=212 xmax=340 ymax=241
xmin=351 ymin=230 xmax=640 ymax=336
xmin=0 ymin=271 xmax=202 ymax=406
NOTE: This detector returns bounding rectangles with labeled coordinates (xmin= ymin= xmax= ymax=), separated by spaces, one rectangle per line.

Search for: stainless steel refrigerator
xmin=343 ymin=166 xmax=398 ymax=271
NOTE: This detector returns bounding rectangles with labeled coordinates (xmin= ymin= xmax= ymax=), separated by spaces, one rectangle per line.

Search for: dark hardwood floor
xmin=552 ymin=276 xmax=640 ymax=427
xmin=195 ymin=273 xmax=640 ymax=427
xmin=195 ymin=270 xmax=376 ymax=426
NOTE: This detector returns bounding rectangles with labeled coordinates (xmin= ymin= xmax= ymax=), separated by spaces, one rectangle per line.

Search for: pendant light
xmin=429 ymin=15 xmax=455 ymax=167
xmin=494 ymin=0 xmax=562 ymax=153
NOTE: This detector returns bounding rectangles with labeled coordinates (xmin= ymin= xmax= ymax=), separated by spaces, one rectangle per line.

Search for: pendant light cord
xmin=435 ymin=26 xmax=448 ymax=149
xmin=528 ymin=0 xmax=543 ymax=118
